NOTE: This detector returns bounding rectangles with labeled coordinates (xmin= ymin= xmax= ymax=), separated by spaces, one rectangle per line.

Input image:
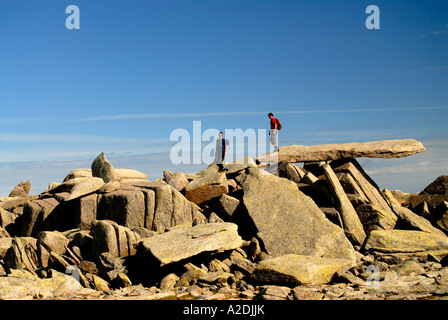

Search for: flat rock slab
xmin=138 ymin=222 xmax=243 ymax=266
xmin=253 ymin=254 xmax=354 ymax=285
xmin=364 ymin=229 xmax=448 ymax=253
xmin=66 ymin=177 xmax=105 ymax=201
xmin=323 ymin=163 xmax=366 ymax=245
xmin=258 ymin=139 xmax=425 ymax=163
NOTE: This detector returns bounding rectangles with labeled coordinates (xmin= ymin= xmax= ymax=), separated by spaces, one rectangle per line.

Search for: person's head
xmin=219 ymin=131 xmax=223 ymax=139
xmin=268 ymin=112 xmax=274 ymax=119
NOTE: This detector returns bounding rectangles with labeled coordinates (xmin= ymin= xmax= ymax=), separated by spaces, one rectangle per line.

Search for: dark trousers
xmin=217 ymin=154 xmax=225 ymax=170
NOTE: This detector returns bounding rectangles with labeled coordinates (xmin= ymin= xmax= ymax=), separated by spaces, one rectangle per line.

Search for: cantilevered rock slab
xmin=137 ymin=222 xmax=243 ymax=266
xmin=258 ymin=139 xmax=425 ymax=163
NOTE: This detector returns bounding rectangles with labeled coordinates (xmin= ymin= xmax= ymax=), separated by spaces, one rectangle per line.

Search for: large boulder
xmin=408 ymin=175 xmax=448 ymax=209
xmin=252 ymin=254 xmax=354 ymax=285
xmin=36 ymin=230 xmax=70 ymax=268
xmin=74 ymin=193 xmax=98 ymax=230
xmin=20 ymin=198 xmax=60 ymax=237
xmin=97 ymin=189 xmax=146 ymax=229
xmin=91 ymin=220 xmax=119 ymax=258
xmin=8 ymin=181 xmax=31 ymax=197
xmin=422 ymin=175 xmax=448 ymax=194
xmin=166 ymin=172 xmax=189 ymax=191
xmin=137 ymin=222 xmax=243 ymax=266
xmin=185 ymin=172 xmax=229 ymax=205
xmin=213 ymin=194 xmax=240 ymax=219
xmin=152 ymin=184 xmax=175 ymax=231
xmin=3 ymin=237 xmax=39 ymax=272
xmin=143 ymin=182 xmax=206 ymax=232
xmin=37 ymin=231 xmax=69 ymax=255
xmin=91 ymin=219 xmax=141 ymax=259
xmin=357 ymin=204 xmax=397 ymax=234
xmin=241 ymin=172 xmax=356 ymax=262
xmin=91 ymin=152 xmax=115 ymax=183
xmin=277 ymin=162 xmax=306 ymax=184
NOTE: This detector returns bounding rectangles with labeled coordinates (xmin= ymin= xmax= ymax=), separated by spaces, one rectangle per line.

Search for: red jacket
xmin=270 ymin=118 xmax=279 ymax=129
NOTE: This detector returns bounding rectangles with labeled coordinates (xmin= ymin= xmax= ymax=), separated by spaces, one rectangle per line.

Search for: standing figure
xmin=268 ymin=112 xmax=280 ymax=152
xmin=215 ymin=131 xmax=229 ymax=172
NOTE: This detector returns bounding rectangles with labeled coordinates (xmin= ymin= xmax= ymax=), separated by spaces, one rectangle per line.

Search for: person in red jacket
xmin=268 ymin=112 xmax=279 ymax=152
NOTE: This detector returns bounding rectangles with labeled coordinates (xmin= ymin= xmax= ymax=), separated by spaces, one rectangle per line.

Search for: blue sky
xmin=0 ymin=0 xmax=447 ymax=195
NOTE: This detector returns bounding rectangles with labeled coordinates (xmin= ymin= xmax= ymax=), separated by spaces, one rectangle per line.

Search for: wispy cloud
xmin=410 ymin=66 xmax=448 ymax=73
xmin=3 ymin=106 xmax=447 ymax=124
xmin=76 ymin=106 xmax=448 ymax=122
xmin=76 ymin=111 xmax=264 ymax=122
xmin=0 ymin=133 xmax=172 ymax=163
xmin=0 ymin=133 xmax=165 ymax=144
xmin=416 ymin=24 xmax=448 ymax=39
xmin=430 ymin=24 xmax=448 ymax=35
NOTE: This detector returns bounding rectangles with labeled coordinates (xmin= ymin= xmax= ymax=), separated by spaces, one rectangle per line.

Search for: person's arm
xmin=274 ymin=119 xmax=278 ymax=133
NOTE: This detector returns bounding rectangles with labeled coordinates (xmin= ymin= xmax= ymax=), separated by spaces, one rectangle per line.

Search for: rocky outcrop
xmin=3 ymin=143 xmax=448 ymax=300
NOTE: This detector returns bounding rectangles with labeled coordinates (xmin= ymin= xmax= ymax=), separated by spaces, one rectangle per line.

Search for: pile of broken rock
xmin=1 ymin=139 xmax=448 ymax=300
